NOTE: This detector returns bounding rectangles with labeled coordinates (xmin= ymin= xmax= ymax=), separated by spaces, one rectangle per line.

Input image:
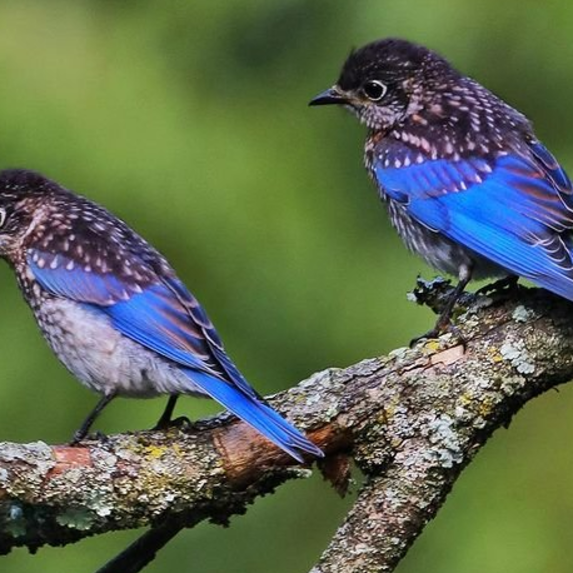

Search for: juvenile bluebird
xmin=0 ymin=169 xmax=322 ymax=462
xmin=310 ymin=38 xmax=573 ymax=338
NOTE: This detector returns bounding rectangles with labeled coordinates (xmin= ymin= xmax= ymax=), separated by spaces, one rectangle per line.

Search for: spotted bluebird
xmin=0 ymin=169 xmax=322 ymax=462
xmin=310 ymin=38 xmax=573 ymax=337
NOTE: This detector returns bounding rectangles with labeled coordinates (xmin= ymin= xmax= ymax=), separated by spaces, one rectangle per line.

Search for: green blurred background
xmin=1 ymin=1 xmax=573 ymax=571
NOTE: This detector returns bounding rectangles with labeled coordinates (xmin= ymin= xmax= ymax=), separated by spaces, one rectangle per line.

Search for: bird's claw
xmin=153 ymin=415 xmax=192 ymax=431
xmin=69 ymin=430 xmax=109 ymax=447
xmin=410 ymin=320 xmax=466 ymax=348
xmin=476 ymin=276 xmax=519 ymax=298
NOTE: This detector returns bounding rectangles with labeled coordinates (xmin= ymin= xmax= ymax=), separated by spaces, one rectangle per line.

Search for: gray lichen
xmin=512 ymin=305 xmax=535 ymax=323
xmin=423 ymin=414 xmax=463 ymax=468
xmin=500 ymin=340 xmax=536 ymax=374
xmin=0 ymin=441 xmax=54 ymax=470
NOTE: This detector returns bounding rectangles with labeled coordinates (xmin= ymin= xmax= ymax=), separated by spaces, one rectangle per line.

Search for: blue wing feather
xmin=374 ymin=141 xmax=573 ymax=299
xmin=530 ymin=142 xmax=573 ymax=192
xmin=29 ymin=256 xmax=130 ymax=305
xmin=160 ymin=276 xmax=261 ymax=400
xmin=104 ymin=283 xmax=220 ymax=374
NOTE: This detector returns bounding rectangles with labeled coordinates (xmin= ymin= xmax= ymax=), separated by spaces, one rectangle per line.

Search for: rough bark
xmin=1 ymin=279 xmax=573 ymax=572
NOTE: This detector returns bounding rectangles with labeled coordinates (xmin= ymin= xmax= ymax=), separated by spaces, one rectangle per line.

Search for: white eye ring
xmin=363 ymin=80 xmax=388 ymax=102
xmin=0 ymin=208 xmax=7 ymax=228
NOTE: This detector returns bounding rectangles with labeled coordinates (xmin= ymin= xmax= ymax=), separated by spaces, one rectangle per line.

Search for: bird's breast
xmin=31 ymin=297 xmax=204 ymax=398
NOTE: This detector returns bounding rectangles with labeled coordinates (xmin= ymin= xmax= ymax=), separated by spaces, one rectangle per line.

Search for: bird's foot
xmin=410 ymin=319 xmax=466 ymax=348
xmin=410 ymin=269 xmax=472 ymax=348
xmin=69 ymin=430 xmax=109 ymax=447
xmin=153 ymin=415 xmax=192 ymax=431
xmin=476 ymin=276 xmax=519 ymax=298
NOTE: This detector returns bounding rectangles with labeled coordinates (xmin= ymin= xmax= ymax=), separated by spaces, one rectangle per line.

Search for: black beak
xmin=308 ymin=87 xmax=347 ymax=106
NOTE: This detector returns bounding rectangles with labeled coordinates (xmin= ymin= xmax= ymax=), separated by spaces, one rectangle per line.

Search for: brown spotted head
xmin=0 ymin=169 xmax=62 ymax=258
xmin=0 ymin=168 xmax=173 ymax=299
xmin=309 ymin=37 xmax=460 ymax=132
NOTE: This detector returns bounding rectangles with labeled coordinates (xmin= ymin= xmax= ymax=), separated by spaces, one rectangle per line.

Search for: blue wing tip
xmin=287 ymin=436 xmax=325 ymax=463
xmin=258 ymin=403 xmax=324 ymax=462
xmin=185 ymin=370 xmax=325 ymax=463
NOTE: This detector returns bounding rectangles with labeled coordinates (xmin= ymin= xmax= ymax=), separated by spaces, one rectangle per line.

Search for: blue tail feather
xmin=184 ymin=370 xmax=324 ymax=462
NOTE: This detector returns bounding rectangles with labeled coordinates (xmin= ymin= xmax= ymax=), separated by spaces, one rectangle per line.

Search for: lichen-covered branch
xmin=2 ymin=280 xmax=573 ymax=573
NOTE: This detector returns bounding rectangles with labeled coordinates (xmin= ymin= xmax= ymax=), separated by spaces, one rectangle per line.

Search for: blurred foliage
xmin=0 ymin=1 xmax=572 ymax=572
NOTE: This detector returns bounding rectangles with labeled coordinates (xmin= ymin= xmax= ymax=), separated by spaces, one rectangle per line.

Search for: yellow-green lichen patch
xmin=487 ymin=346 xmax=504 ymax=363
xmin=477 ymin=396 xmax=495 ymax=418
xmin=422 ymin=340 xmax=441 ymax=353
xmin=144 ymin=444 xmax=169 ymax=460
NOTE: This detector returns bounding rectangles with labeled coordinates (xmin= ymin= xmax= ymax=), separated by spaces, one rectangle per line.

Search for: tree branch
xmin=1 ymin=279 xmax=573 ymax=572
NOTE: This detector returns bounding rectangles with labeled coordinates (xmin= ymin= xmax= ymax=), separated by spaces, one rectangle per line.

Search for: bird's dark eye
xmin=0 ymin=208 xmax=7 ymax=228
xmin=363 ymin=80 xmax=388 ymax=102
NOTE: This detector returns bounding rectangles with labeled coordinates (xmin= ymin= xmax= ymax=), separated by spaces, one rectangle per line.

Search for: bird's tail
xmin=185 ymin=370 xmax=323 ymax=463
